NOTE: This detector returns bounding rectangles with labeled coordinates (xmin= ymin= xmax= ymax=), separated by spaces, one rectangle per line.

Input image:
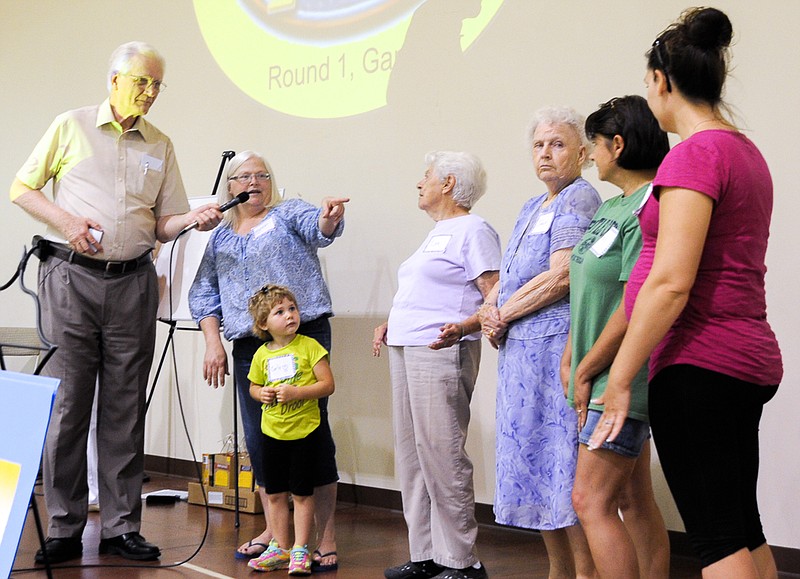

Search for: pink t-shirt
xmin=626 ymin=130 xmax=782 ymax=385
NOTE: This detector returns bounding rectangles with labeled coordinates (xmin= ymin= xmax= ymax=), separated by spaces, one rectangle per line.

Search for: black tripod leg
xmin=29 ymin=492 xmax=53 ymax=579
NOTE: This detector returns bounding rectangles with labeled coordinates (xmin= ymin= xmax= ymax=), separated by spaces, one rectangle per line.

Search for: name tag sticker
xmin=141 ymin=154 xmax=163 ymax=172
xmin=267 ymin=354 xmax=296 ymax=382
xmin=633 ymin=184 xmax=653 ymax=216
xmin=589 ymin=226 xmax=619 ymax=258
xmin=423 ymin=234 xmax=451 ymax=253
xmin=529 ymin=212 xmax=555 ymax=235
xmin=253 ymin=216 xmax=276 ymax=238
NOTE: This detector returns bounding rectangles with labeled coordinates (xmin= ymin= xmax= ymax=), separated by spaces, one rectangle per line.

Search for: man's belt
xmin=33 ymin=236 xmax=152 ymax=275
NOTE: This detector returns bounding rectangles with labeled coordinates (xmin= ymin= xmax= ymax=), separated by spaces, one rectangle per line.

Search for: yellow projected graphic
xmin=0 ymin=459 xmax=21 ymax=545
xmin=194 ymin=0 xmax=504 ymax=118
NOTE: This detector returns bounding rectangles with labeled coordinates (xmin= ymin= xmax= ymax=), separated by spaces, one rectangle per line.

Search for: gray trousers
xmin=388 ymin=341 xmax=481 ymax=569
xmin=38 ymin=256 xmax=158 ymax=539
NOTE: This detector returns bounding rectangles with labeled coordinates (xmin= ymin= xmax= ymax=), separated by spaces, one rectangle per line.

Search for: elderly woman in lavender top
xmin=188 ymin=150 xmax=347 ymax=571
xmin=373 ymin=151 xmax=500 ymax=579
xmin=478 ymin=107 xmax=601 ymax=579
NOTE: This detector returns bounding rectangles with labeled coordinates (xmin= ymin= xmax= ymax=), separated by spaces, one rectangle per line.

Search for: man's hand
xmin=190 ymin=203 xmax=223 ymax=232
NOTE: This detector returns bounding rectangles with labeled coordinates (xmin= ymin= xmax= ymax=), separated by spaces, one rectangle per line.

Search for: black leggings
xmin=649 ymin=364 xmax=778 ymax=568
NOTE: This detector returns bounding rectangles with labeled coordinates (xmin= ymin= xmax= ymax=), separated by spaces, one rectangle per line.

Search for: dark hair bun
xmin=683 ymin=7 xmax=732 ymax=50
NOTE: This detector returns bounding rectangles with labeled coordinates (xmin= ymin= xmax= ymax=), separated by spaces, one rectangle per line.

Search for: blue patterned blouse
xmin=188 ymin=198 xmax=343 ymax=341
xmin=498 ymin=177 xmax=601 ymax=340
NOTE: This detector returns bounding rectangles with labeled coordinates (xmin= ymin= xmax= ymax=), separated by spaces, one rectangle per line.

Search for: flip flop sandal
xmin=311 ymin=549 xmax=339 ymax=572
xmin=234 ymin=540 xmax=270 ymax=560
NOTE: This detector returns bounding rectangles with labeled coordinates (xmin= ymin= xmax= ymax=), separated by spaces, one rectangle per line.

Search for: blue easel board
xmin=0 ymin=370 xmax=58 ymax=577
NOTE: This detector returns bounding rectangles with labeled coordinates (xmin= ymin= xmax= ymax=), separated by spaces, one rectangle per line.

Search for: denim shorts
xmin=578 ymin=409 xmax=650 ymax=458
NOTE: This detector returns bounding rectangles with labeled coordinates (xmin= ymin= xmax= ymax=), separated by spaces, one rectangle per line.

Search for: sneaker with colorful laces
xmin=288 ymin=545 xmax=312 ymax=575
xmin=247 ymin=539 xmax=290 ymax=572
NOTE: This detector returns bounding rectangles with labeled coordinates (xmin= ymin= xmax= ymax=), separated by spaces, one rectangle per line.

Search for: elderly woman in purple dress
xmin=479 ymin=107 xmax=601 ymax=579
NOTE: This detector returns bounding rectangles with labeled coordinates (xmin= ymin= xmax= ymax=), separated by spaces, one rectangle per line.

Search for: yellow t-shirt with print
xmin=248 ymin=334 xmax=328 ymax=440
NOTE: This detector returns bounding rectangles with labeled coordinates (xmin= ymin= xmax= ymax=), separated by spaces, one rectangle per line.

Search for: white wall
xmin=1 ymin=0 xmax=797 ymax=550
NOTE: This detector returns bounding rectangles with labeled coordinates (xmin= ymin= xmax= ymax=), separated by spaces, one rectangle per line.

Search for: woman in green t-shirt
xmin=560 ymin=95 xmax=670 ymax=579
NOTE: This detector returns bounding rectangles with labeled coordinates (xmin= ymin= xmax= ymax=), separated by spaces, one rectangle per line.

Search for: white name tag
xmin=267 ymin=354 xmax=296 ymax=382
xmin=253 ymin=216 xmax=276 ymax=238
xmin=633 ymin=184 xmax=653 ymax=216
xmin=529 ymin=211 xmax=555 ymax=235
xmin=589 ymin=226 xmax=619 ymax=258
xmin=141 ymin=154 xmax=163 ymax=173
xmin=423 ymin=234 xmax=451 ymax=253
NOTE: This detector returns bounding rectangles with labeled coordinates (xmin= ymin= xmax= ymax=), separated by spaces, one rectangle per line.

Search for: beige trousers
xmin=388 ymin=341 xmax=481 ymax=569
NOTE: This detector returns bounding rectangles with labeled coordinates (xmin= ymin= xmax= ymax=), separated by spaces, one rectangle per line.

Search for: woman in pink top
xmin=588 ymin=7 xmax=782 ymax=579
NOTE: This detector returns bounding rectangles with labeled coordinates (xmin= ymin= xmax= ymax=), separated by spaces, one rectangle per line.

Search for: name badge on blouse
xmin=423 ymin=234 xmax=451 ymax=253
xmin=529 ymin=211 xmax=555 ymax=235
xmin=589 ymin=225 xmax=619 ymax=258
xmin=633 ymin=184 xmax=653 ymax=216
xmin=267 ymin=354 xmax=297 ymax=382
xmin=253 ymin=216 xmax=276 ymax=238
xmin=140 ymin=154 xmax=163 ymax=174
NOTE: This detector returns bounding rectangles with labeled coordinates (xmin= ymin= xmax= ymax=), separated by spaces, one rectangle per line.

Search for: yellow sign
xmin=194 ymin=0 xmax=504 ymax=119
xmin=0 ymin=460 xmax=21 ymax=545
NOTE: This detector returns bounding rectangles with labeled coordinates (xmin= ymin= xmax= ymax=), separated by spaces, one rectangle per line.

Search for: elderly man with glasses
xmin=10 ymin=41 xmax=222 ymax=565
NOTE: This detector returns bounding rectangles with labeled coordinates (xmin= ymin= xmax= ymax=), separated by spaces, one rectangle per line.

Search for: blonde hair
xmin=248 ymin=284 xmax=298 ymax=341
xmin=221 ymin=151 xmax=282 ymax=230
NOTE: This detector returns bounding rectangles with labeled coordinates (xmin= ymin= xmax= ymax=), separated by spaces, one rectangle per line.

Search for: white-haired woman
xmin=373 ymin=151 xmax=501 ymax=579
xmin=479 ymin=108 xmax=601 ymax=579
xmin=189 ymin=151 xmax=348 ymax=571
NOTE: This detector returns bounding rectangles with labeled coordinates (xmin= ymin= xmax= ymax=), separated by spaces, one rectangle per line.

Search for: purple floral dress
xmin=494 ymin=178 xmax=600 ymax=530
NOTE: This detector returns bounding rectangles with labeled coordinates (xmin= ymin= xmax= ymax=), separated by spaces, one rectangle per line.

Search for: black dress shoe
xmin=385 ymin=560 xmax=445 ymax=579
xmin=34 ymin=537 xmax=83 ymax=565
xmin=99 ymin=532 xmax=160 ymax=561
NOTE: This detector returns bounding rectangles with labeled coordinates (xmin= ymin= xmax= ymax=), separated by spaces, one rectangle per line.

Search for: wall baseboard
xmin=145 ymin=456 xmax=800 ymax=576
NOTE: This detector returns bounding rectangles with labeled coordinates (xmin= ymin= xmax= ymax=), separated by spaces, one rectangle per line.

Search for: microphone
xmin=179 ymin=192 xmax=251 ymax=235
xmin=218 ymin=191 xmax=252 ymax=212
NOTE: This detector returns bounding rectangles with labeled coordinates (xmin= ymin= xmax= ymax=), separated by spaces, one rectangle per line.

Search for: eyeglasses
xmin=229 ymin=172 xmax=271 ymax=184
xmin=120 ymin=73 xmax=167 ymax=93
xmin=651 ymin=39 xmax=673 ymax=93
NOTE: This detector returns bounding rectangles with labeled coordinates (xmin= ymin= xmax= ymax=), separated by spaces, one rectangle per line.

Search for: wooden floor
xmin=13 ymin=474 xmax=710 ymax=578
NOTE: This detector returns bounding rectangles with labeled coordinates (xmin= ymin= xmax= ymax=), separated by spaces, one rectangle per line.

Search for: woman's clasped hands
xmin=477 ymin=302 xmax=507 ymax=348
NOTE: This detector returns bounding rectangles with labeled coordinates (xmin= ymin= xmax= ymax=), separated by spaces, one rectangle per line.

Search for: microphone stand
xmin=147 ymin=150 xmax=247 ymax=527
xmin=213 ymin=150 xmax=243 ymax=526
xmin=212 ymin=151 xmax=236 ymax=196
xmin=174 ymin=150 xmax=238 ymax=240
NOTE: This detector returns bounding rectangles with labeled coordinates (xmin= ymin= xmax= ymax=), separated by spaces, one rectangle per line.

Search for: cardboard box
xmin=187 ymin=482 xmax=263 ymax=514
xmin=201 ymin=453 xmax=214 ymax=486
xmin=201 ymin=452 xmax=255 ymax=489
xmin=212 ymin=453 xmax=231 ymax=488
xmin=234 ymin=453 xmax=255 ymax=491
